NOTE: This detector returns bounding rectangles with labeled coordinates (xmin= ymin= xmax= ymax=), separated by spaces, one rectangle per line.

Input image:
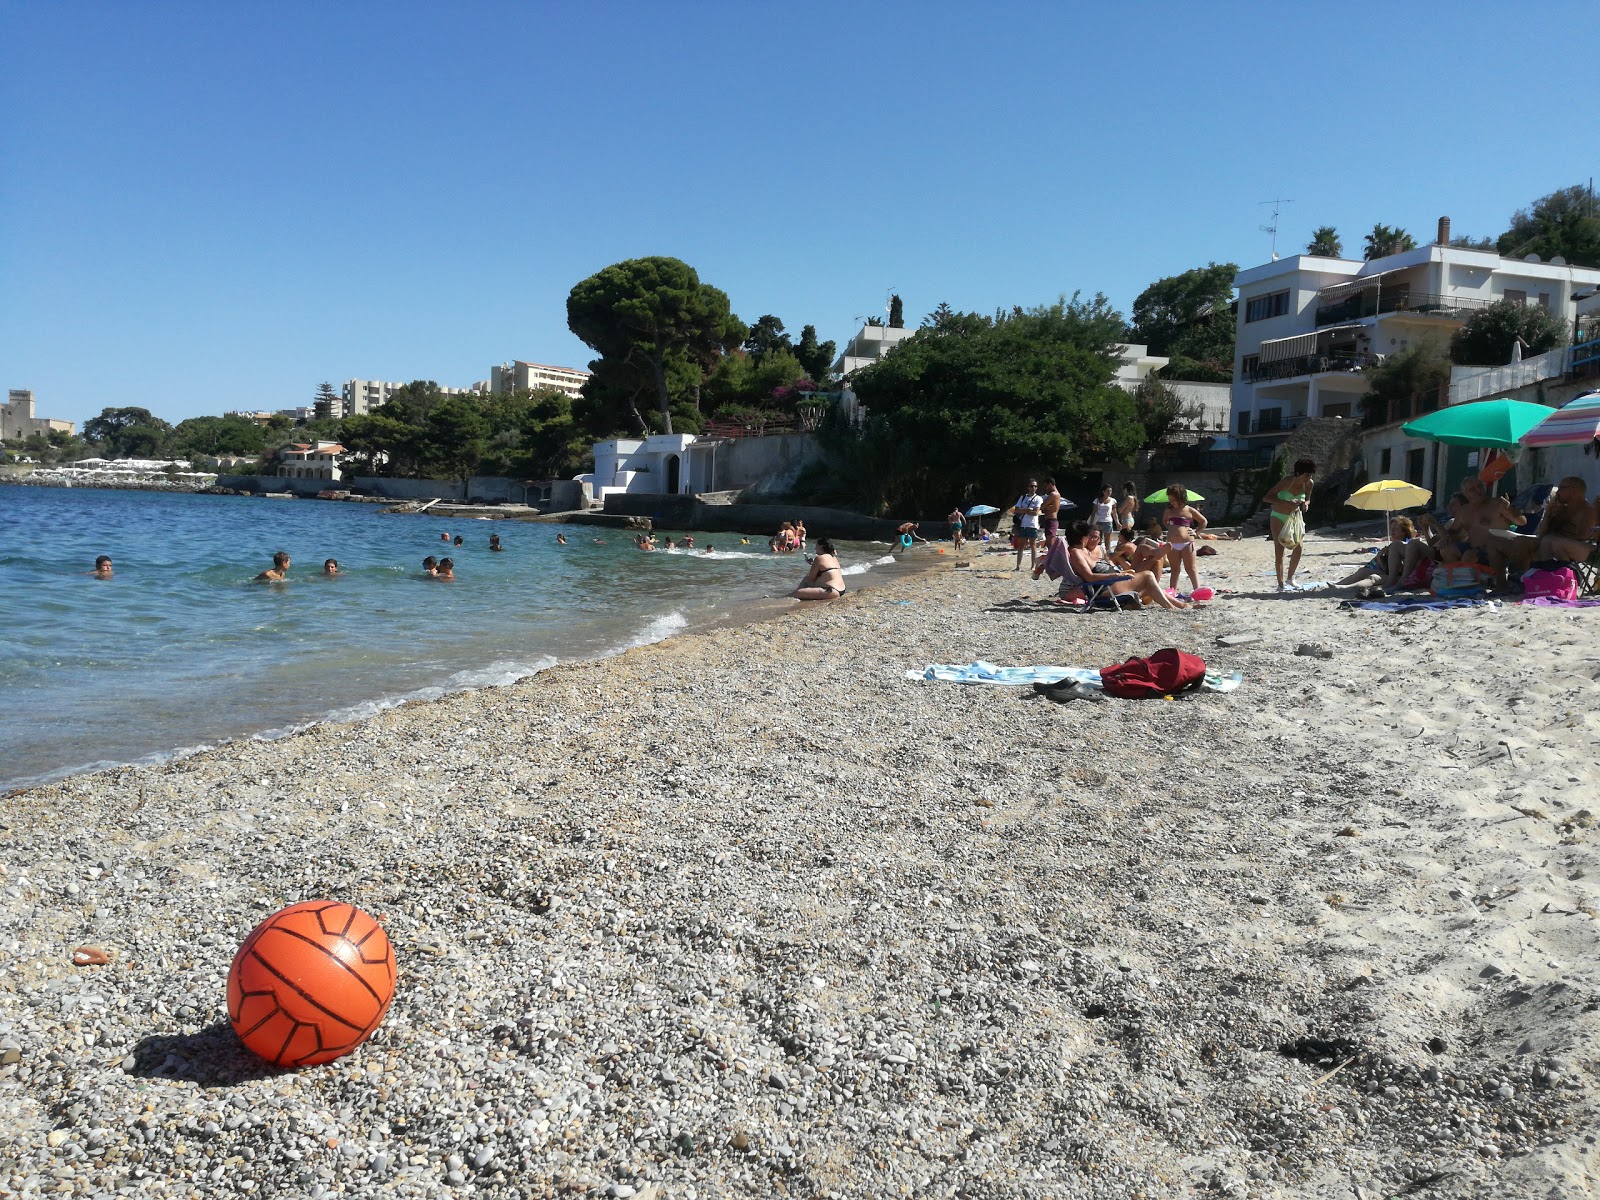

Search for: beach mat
xmin=906 ymin=662 xmax=1243 ymax=693
xmin=1338 ymin=598 xmax=1501 ymax=613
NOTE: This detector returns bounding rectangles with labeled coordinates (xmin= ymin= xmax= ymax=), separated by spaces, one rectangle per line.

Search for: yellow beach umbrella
xmin=1345 ymin=479 xmax=1432 ymax=530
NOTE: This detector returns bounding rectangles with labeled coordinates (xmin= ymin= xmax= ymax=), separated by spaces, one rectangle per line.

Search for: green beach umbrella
xmin=1144 ymin=487 xmax=1205 ymax=504
xmin=1399 ymin=397 xmax=1552 ymax=448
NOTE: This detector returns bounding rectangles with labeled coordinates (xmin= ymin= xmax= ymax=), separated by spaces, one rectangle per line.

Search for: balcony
xmin=1244 ymin=352 xmax=1368 ymax=383
xmin=1236 ymin=413 xmax=1308 ymax=437
xmin=1314 ymin=290 xmax=1491 ymax=327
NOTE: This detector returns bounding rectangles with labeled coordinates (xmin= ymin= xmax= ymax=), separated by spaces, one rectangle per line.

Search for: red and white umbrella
xmin=1520 ymin=390 xmax=1600 ymax=448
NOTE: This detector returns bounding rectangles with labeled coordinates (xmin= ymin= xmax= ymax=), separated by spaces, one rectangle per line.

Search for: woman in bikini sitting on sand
xmin=793 ymin=537 xmax=846 ymax=601
xmin=1162 ymin=486 xmax=1207 ymax=593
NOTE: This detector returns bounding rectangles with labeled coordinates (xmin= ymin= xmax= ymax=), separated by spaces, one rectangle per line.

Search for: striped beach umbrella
xmin=1519 ymin=391 xmax=1600 ymax=448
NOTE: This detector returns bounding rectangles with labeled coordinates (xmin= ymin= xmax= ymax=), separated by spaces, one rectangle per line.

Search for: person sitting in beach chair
xmin=1535 ymin=477 xmax=1597 ymax=565
xmin=1036 ymin=521 xmax=1188 ymax=610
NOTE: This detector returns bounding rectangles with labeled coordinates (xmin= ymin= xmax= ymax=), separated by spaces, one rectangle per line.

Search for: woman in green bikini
xmin=1268 ymin=458 xmax=1316 ymax=590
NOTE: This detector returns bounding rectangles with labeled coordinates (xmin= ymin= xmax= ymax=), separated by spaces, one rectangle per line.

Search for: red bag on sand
xmin=1099 ymin=649 xmax=1207 ymax=699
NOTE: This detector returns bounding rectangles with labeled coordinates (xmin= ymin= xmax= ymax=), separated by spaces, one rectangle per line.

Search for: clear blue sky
xmin=3 ymin=0 xmax=1596 ymax=429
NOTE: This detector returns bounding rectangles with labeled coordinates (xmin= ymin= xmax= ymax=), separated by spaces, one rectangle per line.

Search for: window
xmin=1237 ymin=410 xmax=1250 ymax=434
xmin=1406 ymin=448 xmax=1426 ymax=485
xmin=1504 ymin=289 xmax=1527 ymax=305
xmin=1258 ymin=407 xmax=1283 ymax=431
xmin=1379 ymin=448 xmax=1392 ymax=474
xmin=1322 ymin=401 xmax=1351 ymax=419
xmin=1537 ymin=292 xmax=1551 ymax=310
xmin=1245 ymin=290 xmax=1291 ymax=323
xmin=1240 ymin=354 xmax=1260 ymax=377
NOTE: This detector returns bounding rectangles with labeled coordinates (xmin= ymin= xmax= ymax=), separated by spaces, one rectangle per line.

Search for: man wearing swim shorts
xmin=1040 ymin=478 xmax=1063 ymax=542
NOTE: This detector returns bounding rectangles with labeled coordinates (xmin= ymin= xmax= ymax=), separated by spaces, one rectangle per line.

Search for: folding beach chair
xmin=1573 ymin=544 xmax=1600 ymax=596
xmin=1077 ymin=572 xmax=1141 ymax=613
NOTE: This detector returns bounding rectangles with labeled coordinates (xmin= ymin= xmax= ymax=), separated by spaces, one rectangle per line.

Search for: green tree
xmin=1449 ymin=233 xmax=1497 ymax=251
xmin=340 ymin=411 xmax=418 ymax=476
xmin=922 ymin=302 xmax=957 ymax=330
xmin=1449 ymin=298 xmax=1567 ymax=366
xmin=888 ymin=294 xmax=904 ymax=328
xmin=742 ymin=314 xmax=790 ymax=360
xmin=1363 ymin=224 xmax=1416 ymax=259
xmin=793 ymin=324 xmax=836 ymax=381
xmin=314 ymin=382 xmax=340 ymax=421
xmin=1305 ymin=226 xmax=1343 ymax=257
xmin=83 ymin=406 xmax=174 ymax=457
xmin=1130 ymin=262 xmax=1236 ymax=380
xmin=424 ymin=398 xmax=490 ymax=488
xmin=169 ymin=415 xmax=267 ymax=458
xmin=1360 ymin=343 xmax=1451 ymax=426
xmin=843 ymin=295 xmax=1142 ymax=512
xmin=567 ymin=257 xmax=745 ymax=435
xmin=1495 ymin=184 xmax=1600 ymax=267
xmin=1130 ymin=375 xmax=1202 ymax=448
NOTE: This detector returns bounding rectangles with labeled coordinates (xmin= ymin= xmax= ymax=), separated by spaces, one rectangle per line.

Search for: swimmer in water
xmin=255 ymin=551 xmax=291 ymax=582
xmin=322 ymin=558 xmax=341 ymax=576
xmin=489 ymin=534 xmax=504 ymax=552
xmin=556 ymin=533 xmax=568 ymax=544
xmin=90 ymin=555 xmax=113 ymax=578
xmin=683 ymin=535 xmax=695 ymax=548
xmin=440 ymin=532 xmax=451 ymax=543
xmin=422 ymin=556 xmax=439 ymax=576
xmin=704 ymin=545 xmax=714 ymax=554
xmin=453 ymin=535 xmax=464 ymax=547
xmin=435 ymin=557 xmax=455 ymax=580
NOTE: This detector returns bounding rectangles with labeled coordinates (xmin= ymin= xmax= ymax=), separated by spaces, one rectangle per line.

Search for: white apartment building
xmin=489 ymin=361 xmax=591 ymax=398
xmin=832 ymin=324 xmax=916 ymax=376
xmin=339 ymin=379 xmax=490 ymax=417
xmin=2 ymin=390 xmax=76 ymax=440
xmin=342 ymin=380 xmax=404 ymax=417
xmin=1230 ymin=218 xmax=1600 ymax=441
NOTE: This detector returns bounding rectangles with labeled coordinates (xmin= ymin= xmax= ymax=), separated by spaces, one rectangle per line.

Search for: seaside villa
xmin=580 ymin=434 xmax=720 ymax=501
xmin=277 ymin=441 xmax=347 ymax=482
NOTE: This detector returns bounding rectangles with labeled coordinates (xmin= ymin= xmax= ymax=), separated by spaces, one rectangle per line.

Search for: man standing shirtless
xmin=1040 ymin=478 xmax=1063 ymax=544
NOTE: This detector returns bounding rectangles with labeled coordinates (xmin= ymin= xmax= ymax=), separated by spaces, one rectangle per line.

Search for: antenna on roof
xmin=1259 ymin=197 xmax=1294 ymax=260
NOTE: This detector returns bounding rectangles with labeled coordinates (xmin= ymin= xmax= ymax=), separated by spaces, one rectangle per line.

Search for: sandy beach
xmin=2 ymin=530 xmax=1597 ymax=1199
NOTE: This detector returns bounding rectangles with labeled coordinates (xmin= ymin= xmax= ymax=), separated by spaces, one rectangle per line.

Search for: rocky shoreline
xmin=2 ymin=534 xmax=1595 ymax=1198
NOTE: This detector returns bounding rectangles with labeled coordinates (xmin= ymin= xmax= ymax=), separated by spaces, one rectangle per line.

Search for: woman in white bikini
xmin=794 ymin=538 xmax=846 ymax=601
xmin=1163 ymin=485 xmax=1207 ymax=593
xmin=1117 ymin=482 xmax=1140 ymax=533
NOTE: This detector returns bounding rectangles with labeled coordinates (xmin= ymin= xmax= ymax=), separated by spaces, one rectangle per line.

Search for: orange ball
xmin=227 ymin=900 xmax=396 ymax=1068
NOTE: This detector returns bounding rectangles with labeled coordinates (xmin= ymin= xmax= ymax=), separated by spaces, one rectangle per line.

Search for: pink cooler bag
xmin=1521 ymin=567 xmax=1578 ymax=602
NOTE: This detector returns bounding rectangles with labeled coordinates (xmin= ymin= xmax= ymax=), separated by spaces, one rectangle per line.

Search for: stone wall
xmin=715 ymin=433 xmax=823 ymax=495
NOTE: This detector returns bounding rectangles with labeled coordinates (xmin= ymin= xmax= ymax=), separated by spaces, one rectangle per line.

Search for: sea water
xmin=0 ymin=487 xmax=896 ymax=791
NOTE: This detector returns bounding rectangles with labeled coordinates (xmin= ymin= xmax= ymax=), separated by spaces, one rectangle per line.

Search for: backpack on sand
xmin=1099 ymin=649 xmax=1207 ymax=699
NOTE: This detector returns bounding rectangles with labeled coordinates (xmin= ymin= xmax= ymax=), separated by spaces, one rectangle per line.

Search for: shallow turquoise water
xmin=0 ymin=487 xmax=890 ymax=790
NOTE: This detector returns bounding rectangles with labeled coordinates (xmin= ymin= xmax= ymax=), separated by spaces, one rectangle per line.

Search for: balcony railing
xmin=1150 ymin=446 xmax=1277 ymax=472
xmin=1570 ymin=336 xmax=1600 ymax=382
xmin=1237 ymin=413 xmax=1307 ymax=436
xmin=1314 ymin=291 xmax=1492 ymax=327
xmin=1244 ymin=352 xmax=1368 ymax=382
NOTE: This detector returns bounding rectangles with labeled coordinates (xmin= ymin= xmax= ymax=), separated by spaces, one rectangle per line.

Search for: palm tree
xmin=1306 ymin=226 xmax=1343 ymax=257
xmin=1363 ymin=224 xmax=1417 ymax=260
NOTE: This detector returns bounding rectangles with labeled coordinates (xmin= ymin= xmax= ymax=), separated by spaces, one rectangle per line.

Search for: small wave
xmin=598 ymin=610 xmax=688 ymax=656
xmin=841 ymin=554 xmax=896 ymax=576
xmin=252 ymin=656 xmax=559 ymax=740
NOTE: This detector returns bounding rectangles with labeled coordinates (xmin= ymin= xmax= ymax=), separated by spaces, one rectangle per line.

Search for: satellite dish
xmin=1551 ymin=256 xmax=1567 ymax=265
xmin=1524 ymin=253 xmax=1542 ymax=262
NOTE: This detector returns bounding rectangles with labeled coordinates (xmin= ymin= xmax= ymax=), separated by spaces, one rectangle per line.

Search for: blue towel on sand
xmin=1338 ymin=598 xmax=1500 ymax=613
xmin=906 ymin=662 xmax=1243 ymax=692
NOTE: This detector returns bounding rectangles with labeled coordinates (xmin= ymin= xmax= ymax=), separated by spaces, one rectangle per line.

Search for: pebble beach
xmin=3 ymin=531 xmax=1597 ymax=1199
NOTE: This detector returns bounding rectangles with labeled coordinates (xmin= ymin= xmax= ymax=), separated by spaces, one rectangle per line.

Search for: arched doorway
xmin=665 ymin=454 xmax=680 ymax=494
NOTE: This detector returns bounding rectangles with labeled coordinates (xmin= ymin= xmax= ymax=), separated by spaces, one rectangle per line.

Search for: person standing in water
xmin=255 ymin=551 xmax=291 ymax=582
xmin=489 ymin=534 xmax=504 ymax=551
